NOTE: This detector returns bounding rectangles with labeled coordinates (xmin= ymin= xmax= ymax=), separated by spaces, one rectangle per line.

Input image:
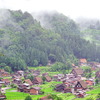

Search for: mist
xmin=1 ymin=0 xmax=100 ymax=20
xmin=75 ymin=17 xmax=100 ymax=30
xmin=32 ymin=11 xmax=59 ymax=29
xmin=0 ymin=9 xmax=23 ymax=55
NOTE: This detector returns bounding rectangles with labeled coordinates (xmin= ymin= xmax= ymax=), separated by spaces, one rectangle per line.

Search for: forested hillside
xmin=0 ymin=9 xmax=100 ymax=71
xmin=76 ymin=18 xmax=100 ymax=45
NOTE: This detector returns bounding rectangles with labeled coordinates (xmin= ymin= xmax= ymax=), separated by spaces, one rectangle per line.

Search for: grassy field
xmin=87 ymin=87 xmax=100 ymax=94
xmin=28 ymin=66 xmax=63 ymax=75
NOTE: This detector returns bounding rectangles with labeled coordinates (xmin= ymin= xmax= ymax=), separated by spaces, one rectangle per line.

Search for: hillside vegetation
xmin=0 ymin=9 xmax=100 ymax=71
xmin=76 ymin=18 xmax=100 ymax=45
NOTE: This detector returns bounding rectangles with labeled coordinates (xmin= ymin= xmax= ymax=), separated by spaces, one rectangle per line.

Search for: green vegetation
xmin=87 ymin=87 xmax=100 ymax=94
xmin=0 ymin=9 xmax=100 ymax=72
xmin=82 ymin=29 xmax=100 ymax=45
xmin=25 ymin=95 xmax=33 ymax=100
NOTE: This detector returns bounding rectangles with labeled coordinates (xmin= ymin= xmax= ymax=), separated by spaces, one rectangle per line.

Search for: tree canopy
xmin=0 ymin=10 xmax=100 ymax=71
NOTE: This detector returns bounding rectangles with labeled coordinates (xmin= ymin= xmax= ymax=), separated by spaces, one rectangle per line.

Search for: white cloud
xmin=0 ymin=0 xmax=100 ymax=19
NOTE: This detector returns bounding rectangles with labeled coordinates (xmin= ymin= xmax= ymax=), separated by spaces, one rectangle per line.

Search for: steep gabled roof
xmin=1 ymin=79 xmax=10 ymax=83
xmin=40 ymin=95 xmax=53 ymax=100
xmin=77 ymin=80 xmax=87 ymax=89
xmin=24 ymin=79 xmax=33 ymax=85
xmin=45 ymin=76 xmax=52 ymax=81
xmin=73 ymin=68 xmax=83 ymax=75
xmin=32 ymin=87 xmax=40 ymax=90
xmin=35 ymin=77 xmax=43 ymax=83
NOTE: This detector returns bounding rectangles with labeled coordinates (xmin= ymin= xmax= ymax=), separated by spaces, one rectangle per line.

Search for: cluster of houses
xmin=0 ymin=58 xmax=99 ymax=100
xmin=0 ymin=69 xmax=52 ymax=96
xmin=54 ymin=68 xmax=94 ymax=98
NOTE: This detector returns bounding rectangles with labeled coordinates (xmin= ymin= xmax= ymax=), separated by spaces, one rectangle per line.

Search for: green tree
xmin=25 ymin=95 xmax=32 ymax=100
xmin=1 ymin=10 xmax=100 ymax=71
xmin=0 ymin=63 xmax=6 ymax=68
xmin=95 ymin=78 xmax=99 ymax=84
xmin=96 ymin=93 xmax=100 ymax=99
xmin=48 ymin=54 xmax=56 ymax=63
xmin=4 ymin=66 xmax=12 ymax=73
xmin=33 ymin=60 xmax=38 ymax=66
xmin=50 ymin=62 xmax=68 ymax=72
xmin=25 ymin=75 xmax=34 ymax=81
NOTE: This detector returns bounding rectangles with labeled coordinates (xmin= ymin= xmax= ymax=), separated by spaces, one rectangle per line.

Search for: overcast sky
xmin=0 ymin=0 xmax=100 ymax=19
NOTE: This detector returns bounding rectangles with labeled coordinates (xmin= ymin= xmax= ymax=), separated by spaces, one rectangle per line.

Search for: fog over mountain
xmin=0 ymin=0 xmax=100 ymax=19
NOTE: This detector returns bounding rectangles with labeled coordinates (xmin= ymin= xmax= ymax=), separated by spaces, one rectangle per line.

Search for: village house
xmin=71 ymin=68 xmax=83 ymax=77
xmin=1 ymin=72 xmax=10 ymax=77
xmin=11 ymin=74 xmax=21 ymax=79
xmin=24 ymin=79 xmax=33 ymax=86
xmin=33 ymin=70 xmax=40 ymax=74
xmin=0 ymin=69 xmax=10 ymax=77
xmin=1 ymin=79 xmax=11 ymax=86
xmin=79 ymin=59 xmax=87 ymax=66
xmin=0 ymin=95 xmax=6 ymax=99
xmin=85 ymin=79 xmax=94 ymax=86
xmin=88 ymin=62 xmax=100 ymax=67
xmin=64 ymin=88 xmax=72 ymax=93
xmin=33 ymin=77 xmax=43 ymax=85
xmin=44 ymin=76 xmax=52 ymax=82
xmin=76 ymin=92 xmax=85 ymax=98
xmin=55 ymin=84 xmax=65 ymax=92
xmin=17 ymin=70 xmax=24 ymax=77
xmin=65 ymin=74 xmax=75 ymax=79
xmin=55 ymin=83 xmax=72 ymax=93
xmin=12 ymin=78 xmax=22 ymax=85
xmin=54 ymin=74 xmax=64 ymax=81
xmin=74 ymin=80 xmax=87 ymax=91
xmin=30 ymin=87 xmax=40 ymax=95
xmin=18 ymin=83 xmax=40 ymax=95
xmin=39 ymin=95 xmax=53 ymax=100
xmin=42 ymin=73 xmax=48 ymax=77
xmin=32 ymin=70 xmax=40 ymax=76
xmin=0 ymin=81 xmax=5 ymax=86
xmin=18 ymin=83 xmax=30 ymax=92
xmin=53 ymin=75 xmax=58 ymax=81
xmin=63 ymin=79 xmax=77 ymax=88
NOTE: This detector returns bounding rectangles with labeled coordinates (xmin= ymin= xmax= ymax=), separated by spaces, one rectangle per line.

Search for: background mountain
xmin=76 ymin=17 xmax=100 ymax=45
xmin=0 ymin=9 xmax=100 ymax=71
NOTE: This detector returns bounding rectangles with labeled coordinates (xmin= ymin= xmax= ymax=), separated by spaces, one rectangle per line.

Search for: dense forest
xmin=76 ymin=18 xmax=100 ymax=45
xmin=0 ymin=9 xmax=100 ymax=71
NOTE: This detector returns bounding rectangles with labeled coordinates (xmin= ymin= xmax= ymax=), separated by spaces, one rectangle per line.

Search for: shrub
xmin=96 ymin=93 xmax=100 ymax=99
xmin=25 ymin=95 xmax=32 ymax=100
xmin=10 ymin=84 xmax=17 ymax=88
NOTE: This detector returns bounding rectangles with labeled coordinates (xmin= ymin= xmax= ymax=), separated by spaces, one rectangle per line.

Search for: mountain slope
xmin=76 ymin=17 xmax=100 ymax=45
xmin=0 ymin=10 xmax=100 ymax=71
